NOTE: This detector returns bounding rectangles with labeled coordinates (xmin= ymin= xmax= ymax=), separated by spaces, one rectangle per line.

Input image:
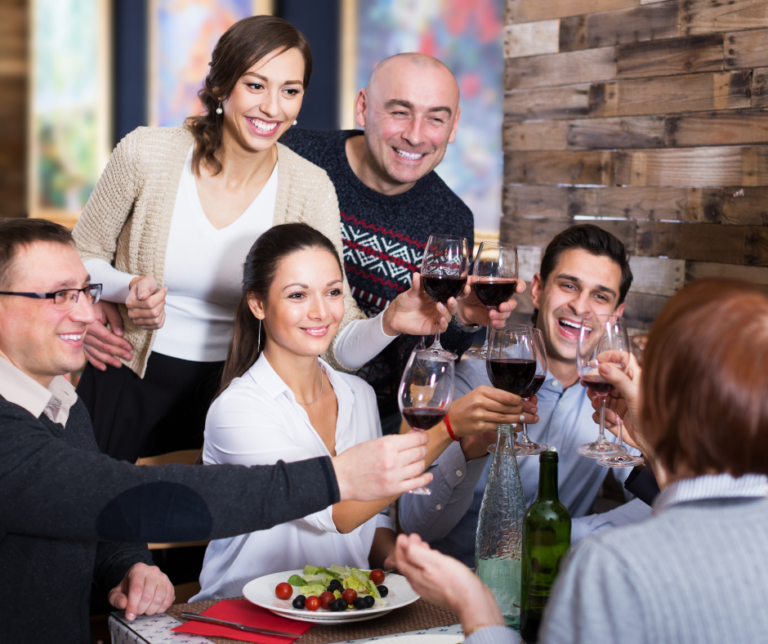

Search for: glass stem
xmin=520 ymin=397 xmax=531 ymax=444
xmin=598 ymin=395 xmax=607 ymax=443
xmin=431 ymin=332 xmax=443 ymax=351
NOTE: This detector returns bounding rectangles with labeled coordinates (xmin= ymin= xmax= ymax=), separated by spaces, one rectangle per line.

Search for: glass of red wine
xmin=576 ymin=314 xmax=629 ymax=458
xmin=421 ymin=235 xmax=469 ymax=359
xmin=516 ymin=327 xmax=548 ymax=456
xmin=486 ymin=324 xmax=537 ymax=456
xmin=464 ymin=241 xmax=518 ymax=360
xmin=398 ymin=348 xmax=455 ymax=495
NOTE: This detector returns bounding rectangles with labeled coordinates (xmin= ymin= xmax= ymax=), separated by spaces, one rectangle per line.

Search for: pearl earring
xmin=292 ymin=119 xmax=298 ymax=126
xmin=216 ymin=101 xmax=223 ymax=115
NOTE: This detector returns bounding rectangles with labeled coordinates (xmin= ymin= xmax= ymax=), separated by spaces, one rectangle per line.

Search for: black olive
xmin=364 ymin=595 xmax=376 ymax=608
xmin=353 ymin=597 xmax=367 ymax=610
xmin=292 ymin=595 xmax=306 ymax=610
xmin=377 ymin=585 xmax=388 ymax=597
xmin=336 ymin=598 xmax=348 ymax=610
xmin=328 ymin=579 xmax=342 ymax=592
xmin=328 ymin=599 xmax=340 ymax=612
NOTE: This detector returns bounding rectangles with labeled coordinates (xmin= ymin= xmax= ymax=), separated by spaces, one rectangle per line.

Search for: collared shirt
xmin=399 ymin=357 xmax=649 ymax=566
xmin=194 ymin=354 xmax=393 ymax=601
xmin=653 ymin=473 xmax=768 ymax=515
xmin=0 ymin=356 xmax=78 ymax=426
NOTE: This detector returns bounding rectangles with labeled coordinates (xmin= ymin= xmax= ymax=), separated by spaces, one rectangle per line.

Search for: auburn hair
xmin=186 ymin=15 xmax=312 ymax=176
xmin=640 ymin=278 xmax=768 ymax=478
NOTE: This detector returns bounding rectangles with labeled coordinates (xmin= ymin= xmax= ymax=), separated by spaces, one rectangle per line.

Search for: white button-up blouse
xmin=193 ymin=354 xmax=393 ymax=601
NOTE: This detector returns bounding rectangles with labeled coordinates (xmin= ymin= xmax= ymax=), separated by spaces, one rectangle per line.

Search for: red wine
xmin=422 ymin=275 xmax=467 ymax=304
xmin=402 ymin=407 xmax=446 ymax=430
xmin=473 ymin=280 xmax=517 ymax=308
xmin=580 ymin=377 xmax=614 ymax=395
xmin=520 ymin=374 xmax=545 ymax=399
xmin=487 ymin=358 xmax=537 ymax=396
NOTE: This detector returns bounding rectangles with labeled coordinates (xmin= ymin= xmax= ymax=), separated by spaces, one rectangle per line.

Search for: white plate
xmin=242 ymin=569 xmax=419 ymax=623
xmin=374 ymin=636 xmax=464 ymax=644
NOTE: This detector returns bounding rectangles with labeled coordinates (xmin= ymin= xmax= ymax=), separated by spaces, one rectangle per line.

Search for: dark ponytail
xmin=217 ymin=223 xmax=342 ymax=397
xmin=186 ymin=15 xmax=312 ymax=176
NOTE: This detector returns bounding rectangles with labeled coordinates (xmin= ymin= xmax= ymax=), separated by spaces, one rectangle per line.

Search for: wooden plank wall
xmin=502 ymin=0 xmax=768 ymax=328
xmin=0 ymin=0 xmax=27 ymax=219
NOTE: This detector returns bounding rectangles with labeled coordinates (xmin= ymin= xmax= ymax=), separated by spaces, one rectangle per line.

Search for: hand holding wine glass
xmin=465 ymin=241 xmax=518 ymax=360
xmin=576 ymin=315 xmax=629 ymax=458
xmin=398 ymin=349 xmax=456 ymax=495
xmin=421 ymin=235 xmax=469 ymax=359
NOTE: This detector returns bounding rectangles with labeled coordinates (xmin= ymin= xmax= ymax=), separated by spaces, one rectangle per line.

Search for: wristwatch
xmin=451 ymin=315 xmax=481 ymax=333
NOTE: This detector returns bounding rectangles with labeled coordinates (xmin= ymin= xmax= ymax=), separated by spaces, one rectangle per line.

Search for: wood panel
xmin=685 ymin=260 xmax=768 ymax=284
xmin=504 ymin=85 xmax=592 ymax=121
xmin=506 ymin=0 xmax=638 ymax=24
xmin=501 ymin=217 xmax=637 ymax=251
xmin=616 ymin=34 xmax=724 ymax=79
xmin=753 ymin=68 xmax=768 ymax=109
xmin=505 ymin=150 xmax=615 ymax=186
xmin=636 ymin=221 xmax=768 ymax=265
xmin=628 ymin=256 xmax=685 ymax=296
xmin=681 ymin=0 xmax=768 ymax=36
xmin=614 ymin=146 xmax=768 ymax=187
xmin=559 ymin=1 xmax=679 ymax=52
xmin=665 ymin=110 xmax=768 ymax=147
xmin=725 ymin=29 xmax=768 ymax=70
xmin=503 ymin=121 xmax=569 ymax=151
xmin=504 ymin=20 xmax=559 ymax=58
xmin=504 ymin=47 xmax=617 ymax=90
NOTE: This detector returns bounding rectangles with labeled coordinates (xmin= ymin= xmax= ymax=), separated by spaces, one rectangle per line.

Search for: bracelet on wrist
xmin=444 ymin=414 xmax=460 ymax=442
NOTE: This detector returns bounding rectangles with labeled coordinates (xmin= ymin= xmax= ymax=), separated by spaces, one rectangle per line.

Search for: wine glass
xmin=576 ymin=314 xmax=629 ymax=458
xmin=597 ymin=416 xmax=644 ymax=468
xmin=515 ymin=327 xmax=548 ymax=456
xmin=398 ymin=348 xmax=455 ymax=495
xmin=464 ymin=241 xmax=518 ymax=360
xmin=421 ymin=235 xmax=469 ymax=359
xmin=486 ymin=324 xmax=537 ymax=456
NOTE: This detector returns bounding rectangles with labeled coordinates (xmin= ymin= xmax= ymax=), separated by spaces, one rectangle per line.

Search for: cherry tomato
xmin=319 ymin=591 xmax=335 ymax=610
xmin=305 ymin=595 xmax=320 ymax=611
xmin=369 ymin=569 xmax=385 ymax=585
xmin=275 ymin=582 xmax=293 ymax=600
xmin=342 ymin=588 xmax=357 ymax=604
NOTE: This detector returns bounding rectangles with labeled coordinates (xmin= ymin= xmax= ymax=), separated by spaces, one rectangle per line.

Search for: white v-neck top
xmin=193 ymin=354 xmax=393 ymax=601
xmin=85 ymin=146 xmax=278 ymax=362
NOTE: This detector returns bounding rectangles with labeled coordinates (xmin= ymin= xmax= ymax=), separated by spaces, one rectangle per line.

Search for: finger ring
xmin=520 ymin=414 xmax=525 ymax=423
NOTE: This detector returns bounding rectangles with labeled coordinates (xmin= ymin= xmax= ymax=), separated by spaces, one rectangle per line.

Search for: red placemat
xmin=168 ymin=597 xmax=459 ymax=644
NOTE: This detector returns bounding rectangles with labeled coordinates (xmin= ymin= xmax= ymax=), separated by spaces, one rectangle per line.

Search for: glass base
xmin=463 ymin=347 xmax=488 ymax=360
xmin=517 ymin=440 xmax=547 ymax=456
xmin=577 ymin=440 xmax=627 ymax=458
xmin=422 ymin=347 xmax=457 ymax=360
xmin=407 ymin=486 xmax=432 ymax=495
xmin=598 ymin=453 xmax=644 ymax=468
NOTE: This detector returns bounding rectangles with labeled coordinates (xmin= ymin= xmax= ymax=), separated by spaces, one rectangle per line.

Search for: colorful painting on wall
xmin=28 ymin=0 xmax=111 ymax=226
xmin=149 ymin=0 xmax=267 ymax=127
xmin=354 ymin=0 xmax=504 ymax=232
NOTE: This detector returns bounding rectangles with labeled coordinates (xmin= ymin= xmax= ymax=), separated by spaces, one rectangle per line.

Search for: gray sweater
xmin=541 ymin=492 xmax=768 ymax=643
xmin=0 ymin=395 xmax=339 ymax=643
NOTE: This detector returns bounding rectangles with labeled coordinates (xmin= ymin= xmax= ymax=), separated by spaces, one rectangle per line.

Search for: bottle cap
xmin=539 ymin=449 xmax=558 ymax=463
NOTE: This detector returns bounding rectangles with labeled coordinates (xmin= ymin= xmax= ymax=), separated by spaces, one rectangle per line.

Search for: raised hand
xmin=332 ymin=431 xmax=432 ymax=501
xmin=84 ymin=301 xmax=133 ymax=370
xmin=126 ymin=275 xmax=168 ymax=330
xmin=382 ymin=272 xmax=455 ymax=336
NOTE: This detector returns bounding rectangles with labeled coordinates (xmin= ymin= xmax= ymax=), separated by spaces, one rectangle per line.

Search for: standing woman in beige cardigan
xmin=73 ymin=16 xmax=454 ymax=463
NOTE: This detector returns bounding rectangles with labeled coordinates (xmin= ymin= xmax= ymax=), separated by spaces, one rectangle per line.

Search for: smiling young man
xmin=280 ymin=53 xmax=522 ymax=433
xmin=399 ymin=225 xmax=653 ymax=566
xmin=0 ymin=219 xmax=437 ymax=643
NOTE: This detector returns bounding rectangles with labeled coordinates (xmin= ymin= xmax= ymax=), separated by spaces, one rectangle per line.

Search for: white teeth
xmin=395 ymin=148 xmax=424 ymax=160
xmin=559 ymin=319 xmax=580 ymax=330
xmin=247 ymin=117 xmax=277 ymax=132
xmin=59 ymin=334 xmax=82 ymax=341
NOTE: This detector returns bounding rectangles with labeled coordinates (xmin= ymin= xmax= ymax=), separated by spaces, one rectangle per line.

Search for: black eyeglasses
xmin=0 ymin=284 xmax=102 ymax=310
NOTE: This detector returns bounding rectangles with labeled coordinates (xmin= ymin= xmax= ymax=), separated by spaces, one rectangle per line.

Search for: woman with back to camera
xmin=393 ymin=278 xmax=768 ymax=644
xmin=73 ymin=16 xmax=458 ymax=463
xmin=191 ymin=223 xmax=515 ymax=601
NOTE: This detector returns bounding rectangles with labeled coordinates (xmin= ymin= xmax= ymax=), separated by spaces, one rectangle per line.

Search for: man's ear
xmin=354 ymin=89 xmax=368 ymax=128
xmin=530 ymin=273 xmax=544 ymax=310
xmin=614 ymin=301 xmax=626 ymax=317
xmin=448 ymin=106 xmax=460 ymax=144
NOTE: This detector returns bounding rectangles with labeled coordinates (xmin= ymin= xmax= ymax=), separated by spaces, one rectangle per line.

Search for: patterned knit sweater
xmin=280 ymin=129 xmax=476 ymax=416
xmin=73 ymin=126 xmax=365 ymax=377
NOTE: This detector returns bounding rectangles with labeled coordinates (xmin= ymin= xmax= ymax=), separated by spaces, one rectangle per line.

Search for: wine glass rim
xmin=476 ymin=240 xmax=517 ymax=250
xmin=426 ymin=234 xmax=468 ymax=242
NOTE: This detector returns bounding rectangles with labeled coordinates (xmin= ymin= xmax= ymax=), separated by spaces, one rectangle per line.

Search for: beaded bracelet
xmin=444 ymin=414 xmax=460 ymax=442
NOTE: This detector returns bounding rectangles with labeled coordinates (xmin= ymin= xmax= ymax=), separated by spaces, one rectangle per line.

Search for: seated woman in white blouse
xmin=192 ymin=223 xmax=515 ymax=600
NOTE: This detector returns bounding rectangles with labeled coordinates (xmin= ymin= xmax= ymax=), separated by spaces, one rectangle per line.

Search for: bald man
xmin=282 ymin=54 xmax=518 ymax=433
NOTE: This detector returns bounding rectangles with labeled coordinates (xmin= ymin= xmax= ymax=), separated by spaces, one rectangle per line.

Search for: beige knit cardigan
xmin=73 ymin=126 xmax=365 ymax=378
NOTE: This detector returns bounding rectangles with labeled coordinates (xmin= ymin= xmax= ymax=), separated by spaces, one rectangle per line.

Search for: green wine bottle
xmin=520 ymin=450 xmax=571 ymax=643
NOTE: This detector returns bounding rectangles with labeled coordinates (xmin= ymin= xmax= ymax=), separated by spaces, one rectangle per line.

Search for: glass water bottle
xmin=520 ymin=450 xmax=571 ymax=643
xmin=475 ymin=425 xmax=526 ymax=630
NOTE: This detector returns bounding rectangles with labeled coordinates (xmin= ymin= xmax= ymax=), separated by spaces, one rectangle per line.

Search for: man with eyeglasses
xmin=0 ymin=218 xmax=434 ymax=643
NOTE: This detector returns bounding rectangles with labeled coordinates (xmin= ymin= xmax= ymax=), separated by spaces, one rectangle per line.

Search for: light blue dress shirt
xmin=399 ymin=357 xmax=651 ymax=566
